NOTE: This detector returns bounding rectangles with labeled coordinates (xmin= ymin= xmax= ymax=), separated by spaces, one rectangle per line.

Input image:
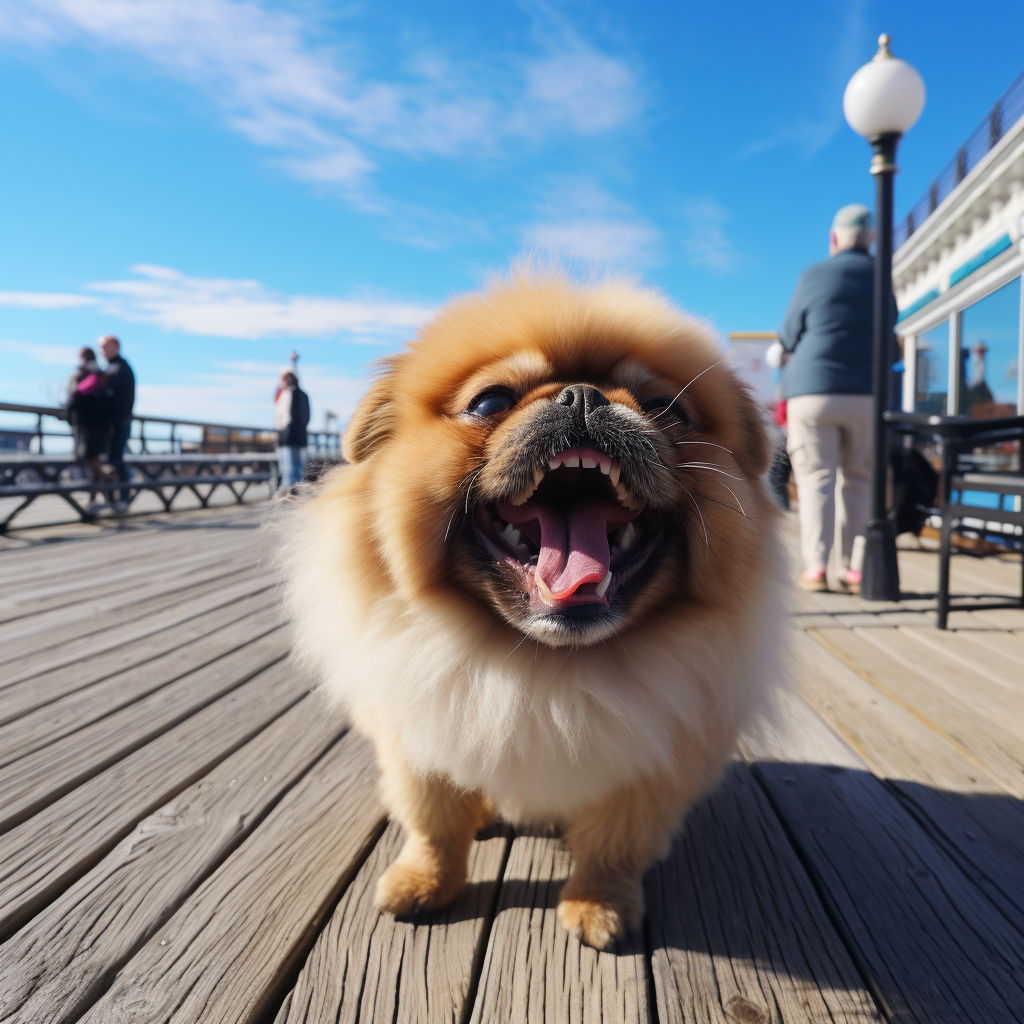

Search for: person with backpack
xmin=274 ymin=369 xmax=311 ymax=496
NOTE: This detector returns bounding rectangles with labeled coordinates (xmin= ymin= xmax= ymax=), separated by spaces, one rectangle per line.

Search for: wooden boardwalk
xmin=0 ymin=503 xmax=1022 ymax=1023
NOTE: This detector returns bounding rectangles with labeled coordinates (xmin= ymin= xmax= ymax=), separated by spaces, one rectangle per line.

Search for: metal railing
xmin=894 ymin=68 xmax=1024 ymax=250
xmin=0 ymin=402 xmax=342 ymax=457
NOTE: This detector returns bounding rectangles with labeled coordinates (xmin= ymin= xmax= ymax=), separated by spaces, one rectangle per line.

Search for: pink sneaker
xmin=799 ymin=567 xmax=828 ymax=592
xmin=838 ymin=569 xmax=861 ymax=594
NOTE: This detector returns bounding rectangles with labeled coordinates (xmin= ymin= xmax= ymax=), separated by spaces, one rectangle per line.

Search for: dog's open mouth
xmin=472 ymin=446 xmax=664 ymax=615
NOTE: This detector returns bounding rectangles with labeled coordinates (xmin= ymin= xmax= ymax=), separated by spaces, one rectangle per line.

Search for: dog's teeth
xmin=599 ymin=457 xmax=611 ymax=475
xmin=608 ymin=462 xmax=621 ymax=487
xmin=620 ymin=521 xmax=637 ymax=552
xmin=581 ymin=456 xmax=596 ymax=470
xmin=563 ymin=455 xmax=580 ymax=468
xmin=549 ymin=455 xmax=562 ymax=470
xmin=595 ymin=570 xmax=612 ymax=598
xmin=500 ymin=523 xmax=521 ymax=548
xmin=516 ymin=543 xmax=531 ymax=561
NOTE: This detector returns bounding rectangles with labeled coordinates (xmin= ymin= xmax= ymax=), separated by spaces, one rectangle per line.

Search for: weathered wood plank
xmin=0 ymin=554 xmax=260 ymax=646
xmin=0 ymin=572 xmax=275 ymax=688
xmin=0 ymin=602 xmax=284 ymax=766
xmin=78 ymin=731 xmax=385 ymax=1024
xmin=0 ymin=535 xmax=257 ymax=627
xmin=0 ymin=695 xmax=348 ymax=1024
xmin=812 ymin=627 xmax=1024 ymax=796
xmin=0 ymin=627 xmax=290 ymax=832
xmin=468 ymin=832 xmax=650 ymax=1024
xmin=647 ymin=765 xmax=881 ymax=1024
xmin=277 ymin=819 xmax=509 ymax=1024
xmin=896 ymin=625 xmax=1024 ymax=706
xmin=0 ymin=563 xmax=265 ymax=665
xmin=790 ymin=630 xmax=1000 ymax=793
xmin=0 ymin=514 xmax=263 ymax=592
xmin=0 ymin=588 xmax=278 ymax=725
xmin=755 ymin=758 xmax=1024 ymax=1023
xmin=0 ymin=658 xmax=308 ymax=941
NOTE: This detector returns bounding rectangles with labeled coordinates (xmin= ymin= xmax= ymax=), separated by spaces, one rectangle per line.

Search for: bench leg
xmin=937 ymin=508 xmax=954 ymax=629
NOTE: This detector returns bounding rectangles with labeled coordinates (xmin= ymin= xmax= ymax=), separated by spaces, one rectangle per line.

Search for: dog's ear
xmin=343 ymin=370 xmax=395 ymax=464
xmin=731 ymin=383 xmax=772 ymax=479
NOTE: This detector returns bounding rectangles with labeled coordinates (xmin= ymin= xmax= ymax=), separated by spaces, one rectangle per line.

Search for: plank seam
xmin=68 ymin=719 xmax=356 ymax=1024
xmin=805 ymin=628 xmax=1014 ymax=796
xmin=459 ymin=824 xmax=515 ymax=1024
xmin=883 ymin=781 xmax=1024 ymax=943
xmin=0 ymin=681 xmax=314 ymax=944
xmin=0 ymin=645 xmax=292 ymax=836
xmin=747 ymin=766 xmax=894 ymax=1024
xmin=254 ymin=813 xmax=390 ymax=1024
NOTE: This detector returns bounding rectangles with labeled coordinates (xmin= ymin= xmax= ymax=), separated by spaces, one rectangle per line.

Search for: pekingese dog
xmin=284 ymin=272 xmax=784 ymax=949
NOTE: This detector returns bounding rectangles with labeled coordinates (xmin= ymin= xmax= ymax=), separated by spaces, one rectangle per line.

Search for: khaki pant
xmin=786 ymin=393 xmax=873 ymax=573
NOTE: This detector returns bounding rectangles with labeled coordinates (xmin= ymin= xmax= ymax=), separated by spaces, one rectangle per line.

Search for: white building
xmin=894 ymin=71 xmax=1024 ymax=418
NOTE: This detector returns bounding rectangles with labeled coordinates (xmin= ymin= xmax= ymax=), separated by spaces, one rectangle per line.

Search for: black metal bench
xmin=886 ymin=411 xmax=1024 ymax=628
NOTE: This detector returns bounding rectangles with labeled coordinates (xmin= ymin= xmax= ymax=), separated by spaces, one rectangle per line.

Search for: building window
xmin=957 ymin=277 xmax=1022 ymax=417
xmin=914 ymin=320 xmax=949 ymax=415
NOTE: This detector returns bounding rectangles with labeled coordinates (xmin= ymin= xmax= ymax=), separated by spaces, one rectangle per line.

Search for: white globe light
xmin=843 ymin=35 xmax=925 ymax=137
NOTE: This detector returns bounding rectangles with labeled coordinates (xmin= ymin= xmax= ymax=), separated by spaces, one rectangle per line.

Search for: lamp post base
xmin=860 ymin=518 xmax=900 ymax=601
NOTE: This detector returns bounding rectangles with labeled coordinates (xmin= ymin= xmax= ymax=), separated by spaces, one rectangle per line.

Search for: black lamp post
xmin=843 ymin=34 xmax=926 ymax=601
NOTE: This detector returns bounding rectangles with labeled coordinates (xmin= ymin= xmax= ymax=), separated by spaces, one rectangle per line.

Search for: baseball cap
xmin=832 ymin=204 xmax=874 ymax=232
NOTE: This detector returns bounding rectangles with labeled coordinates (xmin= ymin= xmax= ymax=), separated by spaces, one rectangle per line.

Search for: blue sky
xmin=2 ymin=0 xmax=1023 ymax=428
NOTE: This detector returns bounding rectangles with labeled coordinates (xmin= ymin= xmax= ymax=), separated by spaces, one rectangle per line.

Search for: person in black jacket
xmin=100 ymin=334 xmax=135 ymax=512
xmin=273 ymin=370 xmax=311 ymax=496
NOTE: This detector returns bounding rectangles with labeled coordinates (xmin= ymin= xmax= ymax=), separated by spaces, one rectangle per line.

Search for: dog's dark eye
xmin=466 ymin=389 xmax=514 ymax=418
xmin=641 ymin=396 xmax=689 ymax=424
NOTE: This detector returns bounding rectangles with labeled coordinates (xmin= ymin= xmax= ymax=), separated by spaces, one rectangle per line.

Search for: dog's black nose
xmin=556 ymin=385 xmax=610 ymax=428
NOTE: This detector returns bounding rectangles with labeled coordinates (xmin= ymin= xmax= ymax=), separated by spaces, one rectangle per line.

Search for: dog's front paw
xmin=557 ymin=894 xmax=639 ymax=950
xmin=375 ymin=860 xmax=463 ymax=916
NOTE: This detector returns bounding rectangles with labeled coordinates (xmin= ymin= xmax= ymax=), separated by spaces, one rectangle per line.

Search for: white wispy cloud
xmin=0 ymin=0 xmax=643 ymax=198
xmin=680 ymin=198 xmax=741 ymax=274
xmin=522 ymin=179 xmax=659 ymax=266
xmin=0 ymin=338 xmax=81 ymax=364
xmin=0 ymin=264 xmax=436 ymax=342
xmin=0 ymin=291 xmax=98 ymax=309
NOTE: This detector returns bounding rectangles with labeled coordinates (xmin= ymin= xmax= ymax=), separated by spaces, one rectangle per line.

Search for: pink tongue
xmin=498 ymin=499 xmax=636 ymax=600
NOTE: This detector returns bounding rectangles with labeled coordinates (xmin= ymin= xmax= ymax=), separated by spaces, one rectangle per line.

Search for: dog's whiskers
xmin=679 ymin=482 xmax=709 ymax=556
xmin=673 ymin=440 xmax=734 ymax=455
xmin=676 ymin=462 xmax=744 ymax=481
xmin=649 ymin=355 xmax=735 ymax=421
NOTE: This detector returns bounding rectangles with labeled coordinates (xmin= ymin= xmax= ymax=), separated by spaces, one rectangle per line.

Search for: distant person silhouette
xmin=773 ymin=204 xmax=896 ymax=594
xmin=274 ymin=369 xmax=310 ymax=496
xmin=66 ymin=346 xmax=111 ymax=508
xmin=99 ymin=335 xmax=135 ymax=514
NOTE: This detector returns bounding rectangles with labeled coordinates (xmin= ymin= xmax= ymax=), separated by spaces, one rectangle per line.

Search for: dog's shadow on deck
xmin=414 ymin=760 xmax=1024 ymax=1010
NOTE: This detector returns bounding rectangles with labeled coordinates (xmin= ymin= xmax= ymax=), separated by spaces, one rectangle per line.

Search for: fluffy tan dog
xmin=284 ymin=271 xmax=784 ymax=949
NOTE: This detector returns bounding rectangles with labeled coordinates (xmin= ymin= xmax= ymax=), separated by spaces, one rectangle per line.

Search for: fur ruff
xmin=282 ymin=485 xmax=785 ymax=822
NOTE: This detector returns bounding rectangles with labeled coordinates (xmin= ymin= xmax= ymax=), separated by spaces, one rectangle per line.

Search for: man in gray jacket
xmin=778 ymin=204 xmax=896 ymax=593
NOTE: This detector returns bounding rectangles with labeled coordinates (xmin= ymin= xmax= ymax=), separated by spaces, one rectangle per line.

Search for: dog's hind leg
xmin=373 ymin=741 xmax=491 ymax=915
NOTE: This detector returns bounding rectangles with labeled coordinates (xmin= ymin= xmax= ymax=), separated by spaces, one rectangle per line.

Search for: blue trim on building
xmin=948 ymin=233 xmax=1013 ymax=288
xmin=896 ymin=288 xmax=939 ymax=323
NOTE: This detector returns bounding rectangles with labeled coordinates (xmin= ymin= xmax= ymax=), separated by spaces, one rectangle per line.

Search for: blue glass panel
xmin=958 ymin=277 xmax=1021 ymax=417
